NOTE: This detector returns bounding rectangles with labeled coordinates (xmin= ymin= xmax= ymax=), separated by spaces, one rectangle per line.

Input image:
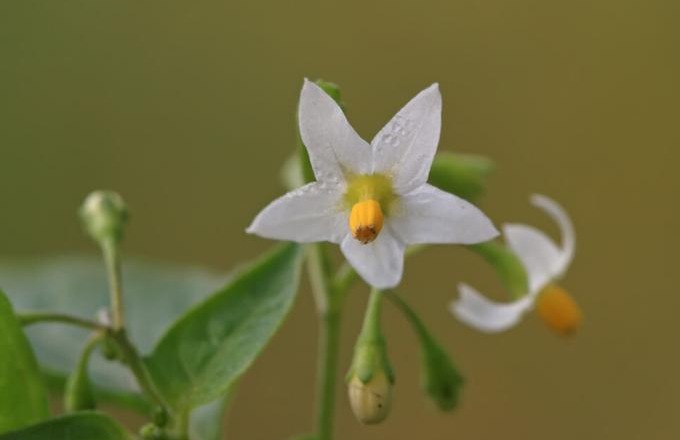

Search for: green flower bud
xmin=420 ymin=337 xmax=464 ymax=411
xmin=79 ymin=190 xmax=128 ymax=244
xmin=346 ymin=290 xmax=394 ymax=424
xmin=428 ymin=152 xmax=494 ymax=202
xmin=152 ymin=406 xmax=169 ymax=428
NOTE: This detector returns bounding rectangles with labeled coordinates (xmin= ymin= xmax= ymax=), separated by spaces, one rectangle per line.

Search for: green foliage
xmin=429 ymin=152 xmax=494 ymax=202
xmin=189 ymin=391 xmax=235 ymax=440
xmin=0 ymin=412 xmax=130 ymax=440
xmin=0 ymin=255 xmax=229 ymax=404
xmin=144 ymin=244 xmax=303 ymax=411
xmin=468 ymin=241 xmax=529 ymax=299
xmin=0 ymin=290 xmax=49 ymax=433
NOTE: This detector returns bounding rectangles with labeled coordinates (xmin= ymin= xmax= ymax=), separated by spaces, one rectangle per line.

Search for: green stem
xmin=18 ymin=312 xmax=106 ymax=331
xmin=307 ymin=243 xmax=343 ymax=440
xmin=108 ymin=329 xmax=167 ymax=413
xmin=385 ymin=291 xmax=428 ymax=341
xmin=101 ymin=238 xmax=125 ymax=330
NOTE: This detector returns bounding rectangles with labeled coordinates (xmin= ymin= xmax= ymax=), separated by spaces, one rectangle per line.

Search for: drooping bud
xmin=79 ymin=190 xmax=128 ymax=244
xmin=346 ymin=290 xmax=395 ymax=424
xmin=348 ymin=370 xmax=393 ymax=424
xmin=536 ymin=284 xmax=582 ymax=335
xmin=349 ymin=200 xmax=384 ymax=244
xmin=420 ymin=336 xmax=464 ymax=411
xmin=64 ymin=335 xmax=100 ymax=412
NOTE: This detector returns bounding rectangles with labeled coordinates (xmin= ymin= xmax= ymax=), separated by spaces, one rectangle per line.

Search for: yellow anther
xmin=349 ymin=199 xmax=384 ymax=244
xmin=536 ymin=284 xmax=582 ymax=336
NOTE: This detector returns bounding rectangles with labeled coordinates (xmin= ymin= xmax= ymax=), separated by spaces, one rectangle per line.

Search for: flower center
xmin=535 ymin=284 xmax=582 ymax=335
xmin=349 ymin=200 xmax=384 ymax=244
xmin=343 ymin=174 xmax=396 ymax=245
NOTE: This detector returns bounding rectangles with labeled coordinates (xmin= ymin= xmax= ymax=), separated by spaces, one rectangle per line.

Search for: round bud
xmin=79 ymin=190 xmax=128 ymax=243
xmin=348 ymin=371 xmax=393 ymax=424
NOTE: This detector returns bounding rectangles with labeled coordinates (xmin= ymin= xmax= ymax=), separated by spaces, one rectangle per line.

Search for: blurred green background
xmin=1 ymin=0 xmax=678 ymax=439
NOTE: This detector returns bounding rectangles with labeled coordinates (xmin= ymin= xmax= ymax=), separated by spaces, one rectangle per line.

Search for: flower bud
xmin=348 ymin=370 xmax=393 ymax=424
xmin=420 ymin=337 xmax=464 ymax=411
xmin=79 ymin=190 xmax=128 ymax=244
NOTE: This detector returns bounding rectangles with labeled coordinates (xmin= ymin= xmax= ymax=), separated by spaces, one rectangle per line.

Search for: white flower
xmin=451 ymin=194 xmax=579 ymax=333
xmin=247 ymin=80 xmax=499 ymax=289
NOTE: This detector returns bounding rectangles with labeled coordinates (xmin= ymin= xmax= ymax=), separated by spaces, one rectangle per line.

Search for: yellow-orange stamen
xmin=536 ymin=284 xmax=582 ymax=336
xmin=349 ymin=199 xmax=384 ymax=244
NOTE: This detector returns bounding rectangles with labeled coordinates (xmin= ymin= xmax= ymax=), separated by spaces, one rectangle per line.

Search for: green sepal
xmin=346 ymin=290 xmax=395 ymax=385
xmin=428 ymin=152 xmax=494 ymax=202
xmin=468 ymin=241 xmax=529 ymax=299
xmin=64 ymin=335 xmax=100 ymax=412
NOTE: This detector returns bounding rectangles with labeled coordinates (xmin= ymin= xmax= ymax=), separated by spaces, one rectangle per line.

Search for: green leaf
xmin=0 ymin=290 xmax=49 ymax=433
xmin=0 ymin=412 xmax=130 ymax=440
xmin=0 ymin=255 xmax=229 ymax=408
xmin=428 ymin=152 xmax=494 ymax=202
xmin=144 ymin=244 xmax=303 ymax=411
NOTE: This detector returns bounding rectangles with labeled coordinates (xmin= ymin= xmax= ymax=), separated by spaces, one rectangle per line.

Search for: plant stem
xmin=18 ymin=312 xmax=106 ymax=331
xmin=108 ymin=329 xmax=167 ymax=412
xmin=316 ymin=308 xmax=341 ymax=440
xmin=307 ymin=244 xmax=343 ymax=440
xmin=101 ymin=238 xmax=125 ymax=330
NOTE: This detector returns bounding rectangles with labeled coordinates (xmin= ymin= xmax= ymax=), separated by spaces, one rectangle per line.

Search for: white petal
xmin=371 ymin=84 xmax=442 ymax=193
xmin=340 ymin=227 xmax=406 ymax=289
xmin=503 ymin=195 xmax=575 ymax=292
xmin=389 ymin=184 xmax=499 ymax=245
xmin=530 ymin=194 xmax=575 ymax=274
xmin=450 ymin=283 xmax=534 ymax=333
xmin=298 ymin=79 xmax=371 ymax=182
xmin=503 ymin=224 xmax=562 ymax=293
xmin=247 ymin=182 xmax=346 ymax=243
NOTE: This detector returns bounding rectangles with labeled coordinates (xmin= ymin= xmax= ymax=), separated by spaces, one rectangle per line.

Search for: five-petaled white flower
xmin=247 ymin=80 xmax=499 ymax=289
xmin=451 ymin=194 xmax=581 ymax=335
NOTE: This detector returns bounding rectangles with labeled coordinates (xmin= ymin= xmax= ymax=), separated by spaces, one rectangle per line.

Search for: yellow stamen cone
xmin=349 ymin=199 xmax=384 ymax=244
xmin=536 ymin=284 xmax=582 ymax=335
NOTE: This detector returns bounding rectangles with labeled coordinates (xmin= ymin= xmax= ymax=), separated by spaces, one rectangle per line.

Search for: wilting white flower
xmin=247 ymin=80 xmax=498 ymax=289
xmin=451 ymin=194 xmax=581 ymax=334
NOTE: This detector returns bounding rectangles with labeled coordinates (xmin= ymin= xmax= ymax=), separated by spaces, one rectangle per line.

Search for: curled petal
xmin=503 ymin=195 xmax=575 ymax=292
xmin=247 ymin=183 xmax=346 ymax=243
xmin=340 ymin=227 xmax=406 ymax=289
xmin=389 ymin=184 xmax=498 ymax=245
xmin=371 ymin=84 xmax=442 ymax=193
xmin=451 ymin=284 xmax=534 ymax=333
xmin=298 ymin=79 xmax=372 ymax=182
xmin=530 ymin=194 xmax=575 ymax=274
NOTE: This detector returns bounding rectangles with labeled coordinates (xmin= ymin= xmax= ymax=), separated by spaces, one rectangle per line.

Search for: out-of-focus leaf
xmin=0 ymin=290 xmax=49 ymax=433
xmin=428 ymin=152 xmax=494 ymax=202
xmin=0 ymin=412 xmax=130 ymax=440
xmin=0 ymin=255 xmax=229 ymax=407
xmin=144 ymin=244 xmax=303 ymax=411
xmin=189 ymin=385 xmax=236 ymax=440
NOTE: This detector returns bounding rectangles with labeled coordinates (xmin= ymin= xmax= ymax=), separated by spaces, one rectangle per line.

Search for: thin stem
xmin=18 ymin=312 xmax=106 ymax=331
xmin=315 ymin=308 xmax=341 ymax=440
xmin=359 ymin=289 xmax=384 ymax=343
xmin=108 ymin=329 xmax=168 ymax=412
xmin=307 ymin=243 xmax=343 ymax=440
xmin=385 ymin=291 xmax=428 ymax=340
xmin=101 ymin=238 xmax=125 ymax=330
